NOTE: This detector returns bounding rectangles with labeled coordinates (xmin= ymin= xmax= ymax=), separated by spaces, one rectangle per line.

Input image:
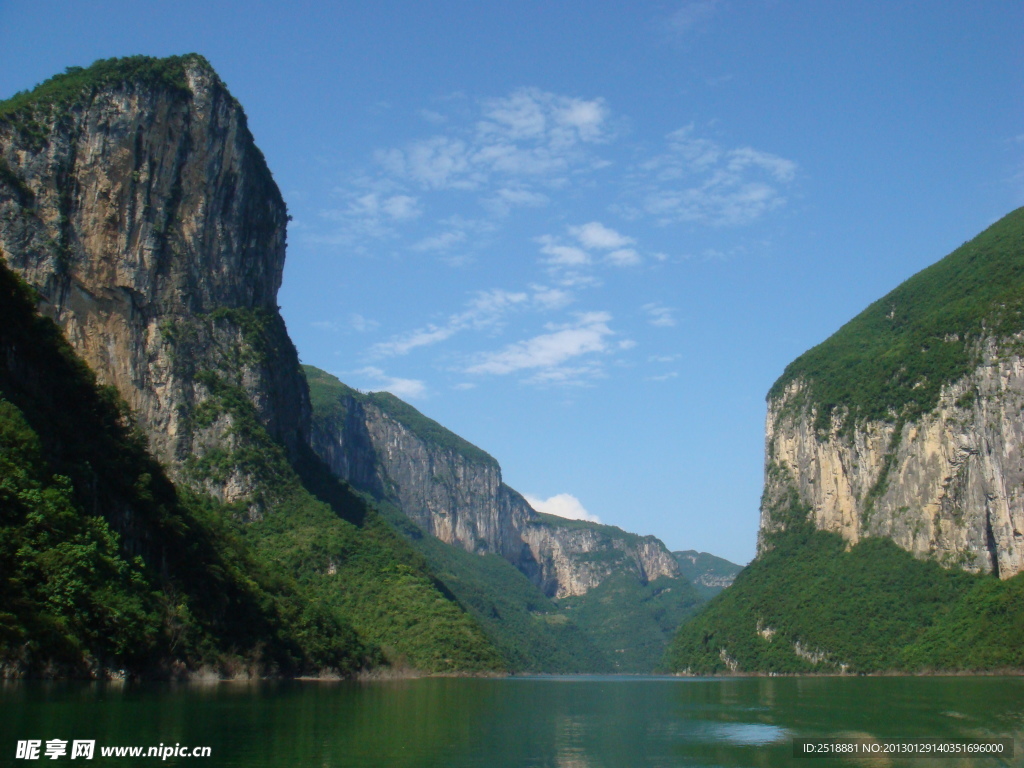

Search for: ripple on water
xmin=708 ymin=722 xmax=790 ymax=746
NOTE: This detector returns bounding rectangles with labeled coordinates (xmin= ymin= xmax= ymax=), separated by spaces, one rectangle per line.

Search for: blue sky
xmin=2 ymin=1 xmax=1022 ymax=564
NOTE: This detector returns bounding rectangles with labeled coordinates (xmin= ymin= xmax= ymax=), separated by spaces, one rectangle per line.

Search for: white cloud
xmin=537 ymin=235 xmax=592 ymax=267
xmin=606 ymin=248 xmax=641 ymax=267
xmin=412 ymin=230 xmax=467 ymax=252
xmin=637 ymin=125 xmax=798 ymax=226
xmin=356 ymin=366 xmax=427 ymax=400
xmin=540 ymin=223 xmax=642 ymax=271
xmin=530 ymin=285 xmax=573 ymax=310
xmin=374 ymin=324 xmax=461 ymax=356
xmin=372 ymin=288 xmax=532 ymax=357
xmin=465 ymin=311 xmax=615 ymax=376
xmin=726 ymin=146 xmax=797 ymax=182
xmin=523 ymin=493 xmax=601 ymax=523
xmin=643 ymin=303 xmax=677 ymax=327
xmin=379 ymin=88 xmax=611 ymax=195
xmin=381 ymin=194 xmax=422 ymax=220
xmin=525 ymin=363 xmax=606 ymax=387
xmin=569 ymin=221 xmax=634 ymax=250
xmin=484 ymin=187 xmax=550 ymax=215
xmin=647 ymin=371 xmax=679 ymax=382
xmin=312 ymin=188 xmax=424 ymax=248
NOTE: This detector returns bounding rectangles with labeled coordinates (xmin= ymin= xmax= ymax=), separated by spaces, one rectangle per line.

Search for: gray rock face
xmin=523 ymin=522 xmax=681 ymax=598
xmin=309 ymin=381 xmax=680 ymax=597
xmin=760 ymin=338 xmax=1024 ymax=579
xmin=0 ymin=57 xmax=309 ymax=503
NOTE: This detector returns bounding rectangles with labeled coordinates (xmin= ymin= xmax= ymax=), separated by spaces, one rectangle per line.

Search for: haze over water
xmin=4 ymin=676 xmax=1021 ymax=767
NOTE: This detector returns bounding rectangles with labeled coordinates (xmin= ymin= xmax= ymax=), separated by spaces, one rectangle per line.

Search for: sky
xmin=2 ymin=2 xmax=1022 ymax=564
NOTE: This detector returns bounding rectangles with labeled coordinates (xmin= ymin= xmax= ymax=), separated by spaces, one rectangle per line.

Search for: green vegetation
xmin=303 ymin=365 xmax=498 ymax=468
xmin=769 ymin=207 xmax=1024 ymax=433
xmin=0 ymin=156 xmax=34 ymax=205
xmin=376 ymin=499 xmax=705 ymax=673
xmin=531 ymin=512 xmax=643 ymax=545
xmin=170 ymin=340 xmax=503 ymax=674
xmin=304 ymin=365 xmax=707 ymax=672
xmin=666 ymin=517 xmax=1024 ymax=674
xmin=903 ymin=572 xmax=1024 ymax=670
xmin=672 ymin=550 xmax=742 ymax=599
xmin=0 ymin=257 xmax=503 ymax=675
xmin=239 ymin=464 xmax=504 ymax=673
xmin=0 ymin=258 xmax=369 ymax=676
xmin=0 ymin=55 xmax=200 ymax=123
xmin=373 ymin=498 xmax=609 ymax=672
xmin=303 ymin=365 xmax=361 ymax=434
xmin=560 ymin=572 xmax=703 ymax=673
xmin=0 ymin=56 xmax=504 ymax=677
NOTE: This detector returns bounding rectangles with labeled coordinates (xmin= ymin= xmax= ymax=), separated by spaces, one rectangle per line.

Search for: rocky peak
xmin=304 ymin=365 xmax=682 ymax=597
xmin=0 ymin=55 xmax=308 ymax=504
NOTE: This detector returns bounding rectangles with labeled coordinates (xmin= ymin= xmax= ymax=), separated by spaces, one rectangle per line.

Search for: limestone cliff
xmin=305 ymin=366 xmax=681 ymax=597
xmin=523 ymin=516 xmax=681 ymax=598
xmin=762 ymin=344 xmax=1024 ymax=578
xmin=759 ymin=208 xmax=1024 ymax=579
xmin=0 ymin=56 xmax=308 ymax=506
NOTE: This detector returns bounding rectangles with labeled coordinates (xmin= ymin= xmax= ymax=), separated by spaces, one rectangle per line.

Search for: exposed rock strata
xmin=760 ymin=338 xmax=1024 ymax=578
xmin=522 ymin=521 xmax=680 ymax=598
xmin=309 ymin=376 xmax=681 ymax=597
xmin=0 ymin=56 xmax=308 ymax=505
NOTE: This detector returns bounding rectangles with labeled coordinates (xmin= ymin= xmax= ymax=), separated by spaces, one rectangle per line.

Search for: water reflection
xmin=1 ymin=676 xmax=1021 ymax=767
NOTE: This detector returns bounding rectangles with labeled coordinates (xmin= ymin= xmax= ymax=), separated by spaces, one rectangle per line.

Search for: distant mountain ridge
xmin=672 ymin=551 xmax=741 ymax=598
xmin=305 ymin=365 xmax=681 ymax=599
xmin=304 ymin=365 xmax=706 ymax=671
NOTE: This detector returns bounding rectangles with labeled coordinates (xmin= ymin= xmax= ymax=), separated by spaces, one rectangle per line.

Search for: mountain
xmin=0 ymin=259 xmax=372 ymax=677
xmin=0 ymin=55 xmax=503 ymax=676
xmin=305 ymin=365 xmax=704 ymax=671
xmin=761 ymin=208 xmax=1024 ymax=577
xmin=672 ymin=551 xmax=741 ymax=599
xmin=668 ymin=208 xmax=1024 ymax=674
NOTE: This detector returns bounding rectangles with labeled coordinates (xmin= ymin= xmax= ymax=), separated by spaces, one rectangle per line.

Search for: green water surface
xmin=2 ymin=676 xmax=1021 ymax=767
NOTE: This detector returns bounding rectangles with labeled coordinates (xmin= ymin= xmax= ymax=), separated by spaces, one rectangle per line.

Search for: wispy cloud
xmin=606 ymin=248 xmax=641 ymax=267
xmin=642 ymin=303 xmax=677 ymax=327
xmin=372 ymin=286 xmax=572 ymax=357
xmin=378 ymin=87 xmax=612 ymax=194
xmin=412 ymin=230 xmax=467 ymax=252
xmin=524 ymin=492 xmax=601 ymax=523
xmin=465 ymin=311 xmax=619 ymax=382
xmin=569 ymin=221 xmax=635 ymax=250
xmin=634 ymin=126 xmax=797 ymax=226
xmin=538 ymin=220 xmax=645 ymax=275
xmin=537 ymin=234 xmax=591 ymax=267
xmin=356 ymin=366 xmax=427 ymax=400
xmin=483 ymin=186 xmax=550 ymax=216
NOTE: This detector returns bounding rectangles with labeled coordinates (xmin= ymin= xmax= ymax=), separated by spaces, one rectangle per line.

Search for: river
xmin=3 ymin=676 xmax=1021 ymax=766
